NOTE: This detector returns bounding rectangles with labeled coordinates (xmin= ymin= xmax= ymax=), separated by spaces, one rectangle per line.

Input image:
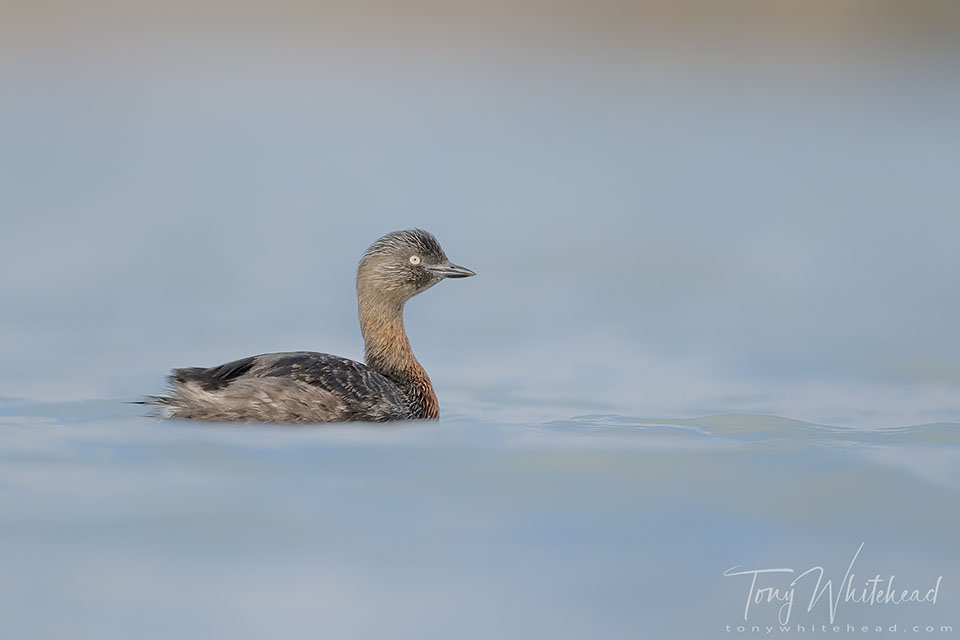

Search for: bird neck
xmin=357 ymin=294 xmax=439 ymax=419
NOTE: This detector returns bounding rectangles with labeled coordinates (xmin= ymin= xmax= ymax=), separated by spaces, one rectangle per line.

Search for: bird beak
xmin=426 ymin=261 xmax=476 ymax=278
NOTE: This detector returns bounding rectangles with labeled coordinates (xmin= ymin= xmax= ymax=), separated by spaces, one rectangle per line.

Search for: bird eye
xmin=409 ymin=255 xmax=421 ymax=265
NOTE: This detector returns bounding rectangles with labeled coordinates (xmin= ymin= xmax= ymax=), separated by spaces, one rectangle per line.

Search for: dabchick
xmin=146 ymin=229 xmax=475 ymax=422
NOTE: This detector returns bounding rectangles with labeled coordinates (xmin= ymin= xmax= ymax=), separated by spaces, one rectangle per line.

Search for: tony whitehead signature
xmin=723 ymin=543 xmax=943 ymax=624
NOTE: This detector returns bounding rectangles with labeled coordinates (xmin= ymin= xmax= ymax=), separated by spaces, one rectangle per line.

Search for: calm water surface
xmin=0 ymin=397 xmax=956 ymax=639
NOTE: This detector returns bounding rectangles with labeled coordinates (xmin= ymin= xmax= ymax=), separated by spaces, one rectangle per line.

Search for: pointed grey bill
xmin=426 ymin=261 xmax=476 ymax=278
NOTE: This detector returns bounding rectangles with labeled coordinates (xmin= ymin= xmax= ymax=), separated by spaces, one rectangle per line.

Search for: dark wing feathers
xmin=257 ymin=353 xmax=414 ymax=419
xmin=173 ymin=356 xmax=258 ymax=391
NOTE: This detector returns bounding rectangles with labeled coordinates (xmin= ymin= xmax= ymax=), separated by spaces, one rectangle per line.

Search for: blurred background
xmin=1 ymin=3 xmax=959 ymax=640
xmin=1 ymin=0 xmax=959 ymax=426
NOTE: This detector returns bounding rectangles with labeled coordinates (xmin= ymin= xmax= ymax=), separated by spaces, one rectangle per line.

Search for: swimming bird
xmin=147 ymin=229 xmax=475 ymax=423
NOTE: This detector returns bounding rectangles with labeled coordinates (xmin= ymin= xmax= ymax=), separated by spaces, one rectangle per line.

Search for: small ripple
xmin=539 ymin=413 xmax=960 ymax=445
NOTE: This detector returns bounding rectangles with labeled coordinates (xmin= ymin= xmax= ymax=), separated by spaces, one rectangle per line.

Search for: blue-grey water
xmin=2 ymin=8 xmax=959 ymax=637
xmin=0 ymin=400 xmax=957 ymax=638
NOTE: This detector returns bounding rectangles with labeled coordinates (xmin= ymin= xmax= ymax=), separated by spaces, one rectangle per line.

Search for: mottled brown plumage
xmin=146 ymin=229 xmax=474 ymax=423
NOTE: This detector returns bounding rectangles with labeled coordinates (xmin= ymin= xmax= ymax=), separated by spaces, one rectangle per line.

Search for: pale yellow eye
xmin=409 ymin=255 xmax=421 ymax=265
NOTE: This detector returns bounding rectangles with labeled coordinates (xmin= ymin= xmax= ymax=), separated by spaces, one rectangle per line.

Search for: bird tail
xmin=130 ymin=395 xmax=169 ymax=406
xmin=130 ymin=395 xmax=173 ymax=418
